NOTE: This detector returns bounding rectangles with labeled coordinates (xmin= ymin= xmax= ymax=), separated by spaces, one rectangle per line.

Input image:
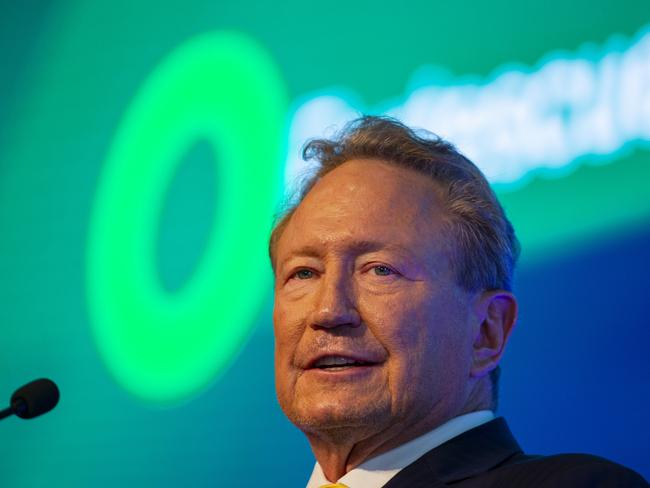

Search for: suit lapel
xmin=382 ymin=417 xmax=522 ymax=487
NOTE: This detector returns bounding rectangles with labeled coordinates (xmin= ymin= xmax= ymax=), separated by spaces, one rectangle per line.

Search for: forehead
xmin=277 ymin=159 xmax=449 ymax=259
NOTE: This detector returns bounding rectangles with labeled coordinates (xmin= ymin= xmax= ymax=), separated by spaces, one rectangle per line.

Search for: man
xmin=269 ymin=116 xmax=647 ymax=487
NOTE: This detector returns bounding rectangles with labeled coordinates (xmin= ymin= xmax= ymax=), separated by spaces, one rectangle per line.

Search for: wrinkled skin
xmin=272 ymin=159 xmax=517 ymax=481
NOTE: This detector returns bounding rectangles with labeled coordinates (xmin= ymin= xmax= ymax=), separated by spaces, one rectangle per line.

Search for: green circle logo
xmin=87 ymin=32 xmax=287 ymax=404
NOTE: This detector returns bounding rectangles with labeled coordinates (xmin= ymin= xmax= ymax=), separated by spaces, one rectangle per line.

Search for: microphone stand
xmin=0 ymin=399 xmax=26 ymax=421
xmin=0 ymin=407 xmax=14 ymax=421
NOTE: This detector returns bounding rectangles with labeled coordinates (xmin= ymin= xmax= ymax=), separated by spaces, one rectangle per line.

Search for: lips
xmin=306 ymin=353 xmax=381 ymax=370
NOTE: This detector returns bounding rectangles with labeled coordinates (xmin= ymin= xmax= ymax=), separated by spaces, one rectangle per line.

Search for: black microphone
xmin=0 ymin=378 xmax=60 ymax=421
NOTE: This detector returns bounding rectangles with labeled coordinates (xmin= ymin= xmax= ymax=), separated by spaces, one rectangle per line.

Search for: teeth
xmin=313 ymin=356 xmax=367 ymax=368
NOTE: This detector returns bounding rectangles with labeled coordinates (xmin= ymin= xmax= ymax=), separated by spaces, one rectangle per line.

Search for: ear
xmin=470 ymin=290 xmax=518 ymax=378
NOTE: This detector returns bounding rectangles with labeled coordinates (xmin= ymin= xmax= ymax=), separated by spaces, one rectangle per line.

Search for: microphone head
xmin=10 ymin=378 xmax=60 ymax=419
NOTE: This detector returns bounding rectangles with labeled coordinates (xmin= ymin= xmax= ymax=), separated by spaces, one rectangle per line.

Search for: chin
xmin=288 ymin=396 xmax=389 ymax=437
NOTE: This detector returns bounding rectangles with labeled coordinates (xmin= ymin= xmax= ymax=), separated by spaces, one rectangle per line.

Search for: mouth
xmin=307 ymin=354 xmax=381 ymax=372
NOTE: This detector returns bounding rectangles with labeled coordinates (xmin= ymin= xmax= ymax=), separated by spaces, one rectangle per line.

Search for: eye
xmin=372 ymin=265 xmax=396 ymax=276
xmin=292 ymin=268 xmax=315 ymax=280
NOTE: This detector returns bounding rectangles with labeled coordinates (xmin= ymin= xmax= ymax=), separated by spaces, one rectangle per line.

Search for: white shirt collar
xmin=306 ymin=410 xmax=495 ymax=488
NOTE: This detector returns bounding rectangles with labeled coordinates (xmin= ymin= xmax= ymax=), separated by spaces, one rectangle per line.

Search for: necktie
xmin=319 ymin=484 xmax=350 ymax=488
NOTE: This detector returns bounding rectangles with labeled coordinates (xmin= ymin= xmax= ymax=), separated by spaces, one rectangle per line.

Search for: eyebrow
xmin=278 ymin=239 xmax=414 ymax=269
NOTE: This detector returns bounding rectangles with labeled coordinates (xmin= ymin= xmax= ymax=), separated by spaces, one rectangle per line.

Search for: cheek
xmin=378 ymin=298 xmax=433 ymax=352
xmin=365 ymin=301 xmax=429 ymax=396
xmin=273 ymin=300 xmax=306 ymax=344
xmin=379 ymin=297 xmax=471 ymax=389
xmin=273 ymin=298 xmax=309 ymax=387
xmin=273 ymin=304 xmax=299 ymax=406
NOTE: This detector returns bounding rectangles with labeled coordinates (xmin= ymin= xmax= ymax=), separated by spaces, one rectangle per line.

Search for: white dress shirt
xmin=306 ymin=410 xmax=495 ymax=488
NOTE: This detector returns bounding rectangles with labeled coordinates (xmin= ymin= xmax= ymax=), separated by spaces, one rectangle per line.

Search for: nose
xmin=310 ymin=269 xmax=361 ymax=330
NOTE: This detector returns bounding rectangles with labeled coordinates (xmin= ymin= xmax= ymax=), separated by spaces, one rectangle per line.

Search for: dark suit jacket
xmin=382 ymin=417 xmax=648 ymax=487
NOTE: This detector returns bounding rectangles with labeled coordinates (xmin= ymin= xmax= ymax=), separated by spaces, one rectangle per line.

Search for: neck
xmin=308 ymin=385 xmax=491 ymax=482
xmin=307 ymin=418 xmax=433 ymax=482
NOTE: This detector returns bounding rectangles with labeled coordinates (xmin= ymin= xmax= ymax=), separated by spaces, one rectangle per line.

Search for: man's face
xmin=273 ymin=159 xmax=480 ymax=441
